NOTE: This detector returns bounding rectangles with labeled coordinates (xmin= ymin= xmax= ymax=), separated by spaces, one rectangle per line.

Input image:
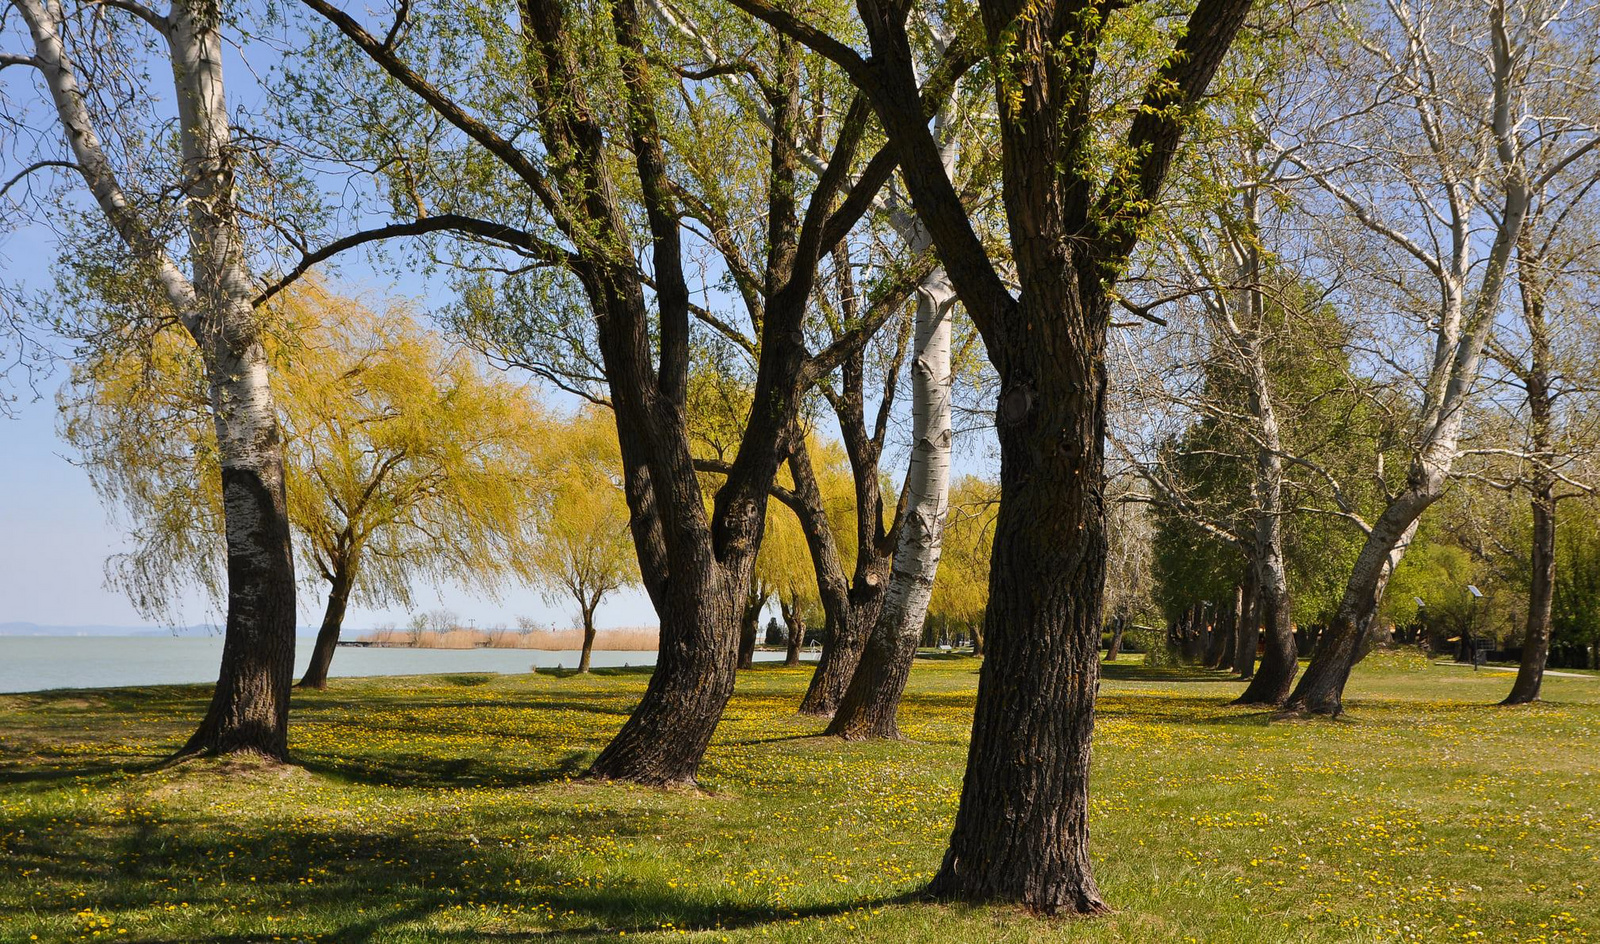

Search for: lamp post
xmin=1466 ymin=584 xmax=1484 ymax=669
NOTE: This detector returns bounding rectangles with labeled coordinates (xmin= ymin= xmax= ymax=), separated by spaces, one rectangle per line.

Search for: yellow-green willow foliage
xmin=927 ymin=476 xmax=1000 ymax=648
xmin=59 ymin=280 xmax=549 ymax=630
xmin=528 ymin=407 xmax=638 ymax=672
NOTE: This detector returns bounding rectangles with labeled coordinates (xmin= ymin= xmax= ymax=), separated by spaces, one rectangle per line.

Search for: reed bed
xmin=355 ymin=625 xmax=659 ymax=651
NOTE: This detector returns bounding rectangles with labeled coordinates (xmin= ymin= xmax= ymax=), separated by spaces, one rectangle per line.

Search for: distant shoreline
xmin=341 ymin=639 xmax=660 ymax=653
xmin=353 ymin=626 xmax=660 ymax=652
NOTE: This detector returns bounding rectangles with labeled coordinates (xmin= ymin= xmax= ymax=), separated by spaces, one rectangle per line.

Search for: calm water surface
xmin=0 ymin=636 xmax=798 ymax=693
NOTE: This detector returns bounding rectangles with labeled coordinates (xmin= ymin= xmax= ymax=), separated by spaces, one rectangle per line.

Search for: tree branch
xmin=254 ymin=214 xmax=573 ymax=307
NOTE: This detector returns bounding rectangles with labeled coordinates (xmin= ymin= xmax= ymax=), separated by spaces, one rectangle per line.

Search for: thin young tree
xmin=531 ymin=408 xmax=638 ymax=674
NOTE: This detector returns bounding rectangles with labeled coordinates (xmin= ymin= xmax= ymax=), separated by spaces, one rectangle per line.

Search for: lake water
xmin=0 ymin=636 xmax=801 ymax=693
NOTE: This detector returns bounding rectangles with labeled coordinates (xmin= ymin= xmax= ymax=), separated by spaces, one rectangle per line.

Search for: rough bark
xmin=298 ymin=557 xmax=356 ymax=689
xmin=781 ymin=597 xmax=806 ymax=667
xmin=738 ymin=584 xmax=764 ymax=670
xmin=789 ymin=434 xmax=881 ymax=712
xmin=727 ymin=0 xmax=1254 ymax=909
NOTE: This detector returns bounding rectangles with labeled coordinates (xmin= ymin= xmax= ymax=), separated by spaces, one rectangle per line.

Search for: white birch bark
xmin=10 ymin=0 xmax=296 ymax=755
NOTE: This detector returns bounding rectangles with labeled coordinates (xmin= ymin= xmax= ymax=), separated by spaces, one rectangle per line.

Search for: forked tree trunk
xmin=298 ymin=559 xmax=356 ymax=690
xmin=828 ymin=270 xmax=955 ymax=739
xmin=1285 ymin=24 xmax=1530 ymax=713
xmin=799 ymin=567 xmax=888 ymax=713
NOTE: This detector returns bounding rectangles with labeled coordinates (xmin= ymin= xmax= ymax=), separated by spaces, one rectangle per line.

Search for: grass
xmin=1 ymin=652 xmax=1596 ymax=943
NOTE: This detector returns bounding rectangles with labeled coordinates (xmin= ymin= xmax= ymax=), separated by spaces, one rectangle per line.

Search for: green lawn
xmin=1 ymin=651 xmax=1596 ymax=943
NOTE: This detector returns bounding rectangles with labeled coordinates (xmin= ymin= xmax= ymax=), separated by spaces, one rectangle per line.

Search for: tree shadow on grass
xmin=1099 ymin=663 xmax=1244 ymax=684
xmin=296 ymin=748 xmax=593 ymax=789
xmin=6 ymin=806 xmax=910 ymax=943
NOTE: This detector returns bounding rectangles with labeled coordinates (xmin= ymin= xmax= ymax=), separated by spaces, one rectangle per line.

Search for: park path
xmin=1432 ymin=661 xmax=1597 ymax=680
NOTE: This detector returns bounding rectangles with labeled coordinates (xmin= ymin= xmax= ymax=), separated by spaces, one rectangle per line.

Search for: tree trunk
xmin=1104 ymin=615 xmax=1126 ymax=663
xmin=827 ymin=268 xmax=955 ymax=739
xmin=1284 ymin=500 xmax=1426 ymax=715
xmin=783 ymin=605 xmax=805 ymax=667
xmin=799 ymin=568 xmax=888 ymax=713
xmin=298 ymin=557 xmax=355 ymax=689
xmin=177 ymin=342 xmax=298 ymax=759
xmin=579 ymin=604 xmax=598 ymax=674
xmin=1236 ymin=555 xmax=1296 ymax=705
xmin=1234 ymin=565 xmax=1259 ymax=681
xmin=1236 ymin=426 xmax=1297 ymax=705
xmin=923 ymin=284 xmax=1110 ymax=914
xmin=18 ymin=0 xmax=299 ymax=761
xmin=1505 ymin=484 xmax=1556 ymax=704
xmin=738 ymin=584 xmax=763 ymax=671
xmin=1504 ymin=275 xmax=1556 ymax=705
xmin=588 ymin=566 xmax=743 ymax=784
xmin=1215 ymin=585 xmax=1240 ymax=672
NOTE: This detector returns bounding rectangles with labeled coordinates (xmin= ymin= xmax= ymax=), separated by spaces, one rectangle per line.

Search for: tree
xmin=725 ymin=0 xmax=1256 ymax=908
xmin=531 ymin=408 xmax=638 ymax=674
xmin=60 ymin=282 xmax=549 ymax=688
xmin=289 ymin=0 xmax=956 ymax=784
xmin=3 ymin=0 xmax=300 ymax=758
xmin=1477 ymin=173 xmax=1600 ymax=702
xmin=1279 ymin=0 xmax=1600 ymax=715
xmin=642 ymin=7 xmax=965 ymax=725
xmin=827 ymin=241 xmax=959 ymax=737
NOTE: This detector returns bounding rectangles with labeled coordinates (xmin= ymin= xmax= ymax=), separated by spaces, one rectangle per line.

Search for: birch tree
xmin=1 ymin=0 xmax=301 ymax=758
